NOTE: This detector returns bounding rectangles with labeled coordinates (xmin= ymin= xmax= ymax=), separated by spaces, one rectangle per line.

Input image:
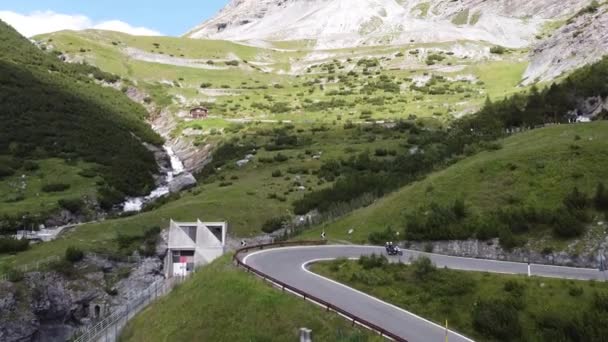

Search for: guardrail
xmin=233 ymin=241 xmax=407 ymax=342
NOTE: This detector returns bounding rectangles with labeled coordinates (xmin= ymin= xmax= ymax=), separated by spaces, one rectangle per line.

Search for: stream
xmin=122 ymin=145 xmax=185 ymax=212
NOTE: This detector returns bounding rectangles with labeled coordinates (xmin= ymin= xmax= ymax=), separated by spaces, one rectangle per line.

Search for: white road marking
xmin=301 ymin=258 xmax=475 ymax=342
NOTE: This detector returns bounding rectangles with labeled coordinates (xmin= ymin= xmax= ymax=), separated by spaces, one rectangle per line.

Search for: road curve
xmin=242 ymin=245 xmax=604 ymax=342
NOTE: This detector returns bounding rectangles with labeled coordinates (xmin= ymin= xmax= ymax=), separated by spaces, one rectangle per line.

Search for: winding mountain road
xmin=242 ymin=245 xmax=604 ymax=342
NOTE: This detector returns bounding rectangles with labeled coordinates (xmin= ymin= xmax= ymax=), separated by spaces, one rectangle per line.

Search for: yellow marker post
xmin=445 ymin=320 xmax=449 ymax=342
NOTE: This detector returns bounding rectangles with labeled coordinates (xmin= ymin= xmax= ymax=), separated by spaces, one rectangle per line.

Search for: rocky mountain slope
xmin=524 ymin=2 xmax=608 ymax=84
xmin=187 ymin=0 xmax=589 ymax=49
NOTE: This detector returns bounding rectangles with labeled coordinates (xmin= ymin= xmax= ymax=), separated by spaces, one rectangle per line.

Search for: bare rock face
xmin=0 ymin=282 xmax=37 ymax=342
xmin=186 ymin=0 xmax=589 ymax=49
xmin=524 ymin=4 xmax=608 ymax=84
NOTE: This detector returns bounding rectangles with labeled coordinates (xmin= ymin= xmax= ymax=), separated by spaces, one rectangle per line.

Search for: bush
xmin=273 ymin=153 xmax=288 ymax=162
xmin=594 ymin=291 xmax=608 ymax=312
xmin=0 ymin=165 xmax=15 ymax=179
xmin=358 ymin=253 xmax=388 ymax=270
xmin=0 ymin=237 xmax=29 ymax=254
xmin=563 ymin=187 xmax=589 ymax=211
xmin=374 ymin=148 xmax=388 ymax=157
xmin=503 ymin=280 xmax=526 ymax=296
xmin=58 ymin=198 xmax=86 ymax=213
xmin=553 ymin=209 xmax=586 ymax=238
xmin=499 ymin=228 xmax=523 ymax=251
xmin=595 ymin=182 xmax=608 ymax=211
xmin=453 ymin=198 xmax=467 ymax=219
xmin=42 ymin=183 xmax=71 ymax=192
xmin=490 ymin=46 xmax=507 ymax=54
xmin=411 ymin=256 xmax=435 ymax=280
xmin=22 ymin=160 xmax=39 ymax=171
xmin=271 ymin=170 xmax=282 ymax=178
xmin=368 ymin=226 xmax=399 ymax=245
xmin=225 ymin=60 xmax=239 ymax=66
xmin=65 ymin=246 xmax=84 ymax=263
xmin=472 ymin=298 xmax=521 ymax=340
xmin=261 ymin=216 xmax=289 ymax=233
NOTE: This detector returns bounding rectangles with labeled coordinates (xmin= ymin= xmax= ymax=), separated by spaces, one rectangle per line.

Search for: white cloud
xmin=0 ymin=10 xmax=161 ymax=37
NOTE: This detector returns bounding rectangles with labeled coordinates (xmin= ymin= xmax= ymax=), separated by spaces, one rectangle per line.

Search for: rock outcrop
xmin=0 ymin=253 xmax=164 ymax=342
xmin=524 ymin=3 xmax=608 ymax=84
xmin=169 ymin=173 xmax=197 ymax=193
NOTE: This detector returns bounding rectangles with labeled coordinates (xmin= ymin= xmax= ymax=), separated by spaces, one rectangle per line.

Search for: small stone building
xmin=165 ymin=219 xmax=227 ymax=277
xmin=190 ymin=107 xmax=208 ymax=119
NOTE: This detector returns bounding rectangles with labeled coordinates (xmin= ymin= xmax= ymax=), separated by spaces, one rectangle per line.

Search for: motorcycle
xmin=385 ymin=244 xmax=403 ymax=256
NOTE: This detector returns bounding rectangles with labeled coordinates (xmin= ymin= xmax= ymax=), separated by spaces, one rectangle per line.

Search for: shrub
xmin=22 ymin=160 xmax=39 ymax=171
xmin=200 ymin=82 xmax=212 ymax=88
xmin=273 ymin=153 xmax=288 ymax=162
xmin=594 ymin=291 xmax=608 ymax=312
xmin=261 ymin=216 xmax=289 ymax=233
xmin=368 ymin=226 xmax=399 ymax=245
xmin=42 ymin=183 xmax=71 ymax=192
xmin=453 ymin=198 xmax=467 ymax=219
xmin=503 ymin=280 xmax=526 ymax=296
xmin=595 ymin=182 xmax=608 ymax=211
xmin=58 ymin=198 xmax=86 ymax=213
xmin=271 ymin=170 xmax=282 ymax=178
xmin=358 ymin=253 xmax=388 ymax=270
xmin=499 ymin=228 xmax=523 ymax=251
xmin=225 ymin=60 xmax=239 ymax=66
xmin=374 ymin=148 xmax=388 ymax=157
xmin=472 ymin=298 xmax=521 ymax=340
xmin=490 ymin=46 xmax=507 ymax=54
xmin=0 ymin=165 xmax=15 ymax=179
xmin=411 ymin=256 xmax=435 ymax=280
xmin=563 ymin=187 xmax=588 ymax=210
xmin=0 ymin=237 xmax=29 ymax=254
xmin=569 ymin=286 xmax=584 ymax=297
xmin=65 ymin=246 xmax=84 ymax=263
xmin=553 ymin=209 xmax=585 ymax=238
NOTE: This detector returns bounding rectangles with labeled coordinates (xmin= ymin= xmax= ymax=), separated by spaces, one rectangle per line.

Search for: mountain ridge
xmin=187 ymin=0 xmax=590 ymax=49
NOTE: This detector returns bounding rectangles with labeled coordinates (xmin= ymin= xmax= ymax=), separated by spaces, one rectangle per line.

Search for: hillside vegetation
xmin=313 ymin=257 xmax=608 ymax=341
xmin=303 ymin=122 xmax=608 ymax=252
xmin=0 ymin=20 xmax=163 ymax=232
xmin=298 ymin=58 xmax=608 ymax=247
xmin=120 ymin=256 xmax=380 ymax=342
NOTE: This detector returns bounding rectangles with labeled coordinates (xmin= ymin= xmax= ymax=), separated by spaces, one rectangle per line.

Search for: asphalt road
xmin=242 ymin=245 xmax=605 ymax=342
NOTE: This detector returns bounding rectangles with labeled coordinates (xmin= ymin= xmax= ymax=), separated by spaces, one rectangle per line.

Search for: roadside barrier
xmin=233 ymin=241 xmax=407 ymax=342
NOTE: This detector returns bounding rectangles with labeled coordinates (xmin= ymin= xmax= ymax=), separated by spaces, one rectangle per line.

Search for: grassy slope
xmin=0 ymin=124 xmax=406 ymax=270
xmin=312 ymin=259 xmax=608 ymax=341
xmin=38 ymin=30 xmax=527 ymax=126
xmin=0 ymin=159 xmax=98 ymax=216
xmin=120 ymin=256 xmax=381 ymax=342
xmin=0 ymin=21 xmax=162 ymax=221
xmin=301 ymin=122 xmax=608 ymax=246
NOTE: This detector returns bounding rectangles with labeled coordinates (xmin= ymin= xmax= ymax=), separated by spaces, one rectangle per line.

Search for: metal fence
xmin=73 ymin=275 xmax=187 ymax=342
xmin=0 ymin=255 xmax=61 ymax=281
xmin=233 ymin=241 xmax=407 ymax=342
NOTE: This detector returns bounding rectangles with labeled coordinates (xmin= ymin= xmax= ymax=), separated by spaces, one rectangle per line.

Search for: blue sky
xmin=0 ymin=0 xmax=229 ymax=37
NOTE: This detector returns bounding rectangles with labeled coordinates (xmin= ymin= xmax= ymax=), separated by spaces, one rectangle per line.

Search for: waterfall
xmin=122 ymin=145 xmax=185 ymax=212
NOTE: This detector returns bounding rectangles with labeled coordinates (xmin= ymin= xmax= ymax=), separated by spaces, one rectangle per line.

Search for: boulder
xmin=169 ymin=173 xmax=197 ymax=193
